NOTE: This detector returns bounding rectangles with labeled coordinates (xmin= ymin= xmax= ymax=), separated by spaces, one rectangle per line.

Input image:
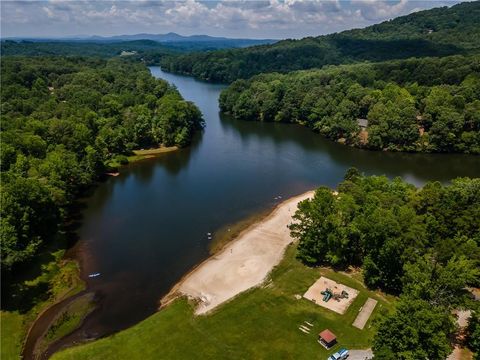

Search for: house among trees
xmin=357 ymin=118 xmax=368 ymax=129
xmin=318 ymin=329 xmax=337 ymax=349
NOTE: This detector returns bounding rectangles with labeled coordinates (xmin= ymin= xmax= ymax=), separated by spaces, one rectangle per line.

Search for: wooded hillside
xmin=0 ymin=57 xmax=203 ymax=272
xmin=160 ymin=2 xmax=480 ymax=82
xmin=220 ymin=55 xmax=480 ymax=153
xmin=291 ymin=170 xmax=480 ymax=358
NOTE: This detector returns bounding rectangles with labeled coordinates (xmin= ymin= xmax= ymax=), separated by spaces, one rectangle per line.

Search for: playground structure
xmin=320 ymin=288 xmax=350 ymax=303
xmin=303 ymin=276 xmax=359 ymax=314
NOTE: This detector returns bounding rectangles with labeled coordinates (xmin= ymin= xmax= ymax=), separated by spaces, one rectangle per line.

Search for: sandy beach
xmin=161 ymin=190 xmax=314 ymax=314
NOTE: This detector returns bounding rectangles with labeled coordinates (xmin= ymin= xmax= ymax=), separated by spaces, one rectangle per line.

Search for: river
xmin=44 ymin=67 xmax=480 ymax=356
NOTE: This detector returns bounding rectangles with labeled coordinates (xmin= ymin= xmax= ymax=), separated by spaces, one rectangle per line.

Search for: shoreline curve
xmin=160 ymin=190 xmax=315 ymax=314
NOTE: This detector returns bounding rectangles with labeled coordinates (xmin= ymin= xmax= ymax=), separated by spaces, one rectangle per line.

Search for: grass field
xmin=1 ymin=253 xmax=85 ymax=360
xmin=52 ymin=245 xmax=395 ymax=359
xmin=36 ymin=293 xmax=96 ymax=356
xmin=106 ymin=146 xmax=179 ymax=169
xmin=128 ymin=146 xmax=178 ymax=163
xmin=0 ymin=311 xmax=25 ymax=360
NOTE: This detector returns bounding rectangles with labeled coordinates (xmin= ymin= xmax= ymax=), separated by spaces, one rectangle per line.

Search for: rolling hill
xmin=1 ymin=33 xmax=276 ymax=60
xmin=160 ymin=1 xmax=480 ymax=82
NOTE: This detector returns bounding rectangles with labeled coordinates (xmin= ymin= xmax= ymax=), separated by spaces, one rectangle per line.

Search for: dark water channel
xmin=43 ymin=67 xmax=480 ymax=357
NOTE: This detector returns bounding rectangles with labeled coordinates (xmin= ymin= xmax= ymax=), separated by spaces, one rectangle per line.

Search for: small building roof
xmin=357 ymin=118 xmax=368 ymax=128
xmin=319 ymin=329 xmax=336 ymax=343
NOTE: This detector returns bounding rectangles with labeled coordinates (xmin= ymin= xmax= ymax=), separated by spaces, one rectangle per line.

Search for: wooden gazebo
xmin=318 ymin=329 xmax=337 ymax=349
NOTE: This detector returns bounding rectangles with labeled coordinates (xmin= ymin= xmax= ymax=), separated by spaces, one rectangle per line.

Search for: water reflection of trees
xmin=219 ymin=113 xmax=480 ymax=184
xmin=129 ymin=132 xmax=202 ymax=184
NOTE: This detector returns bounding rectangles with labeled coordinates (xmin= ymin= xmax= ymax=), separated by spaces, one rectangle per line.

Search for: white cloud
xmin=355 ymin=0 xmax=410 ymax=20
xmin=42 ymin=6 xmax=54 ymax=19
xmin=0 ymin=0 xmax=461 ymax=39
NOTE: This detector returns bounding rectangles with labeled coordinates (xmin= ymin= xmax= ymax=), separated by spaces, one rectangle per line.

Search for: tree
xmin=402 ymin=254 xmax=480 ymax=307
xmin=373 ymin=298 xmax=455 ymax=360
xmin=219 ymin=55 xmax=479 ymax=154
xmin=467 ymin=311 xmax=480 ymax=358
xmin=373 ymin=248 xmax=479 ymax=359
xmin=0 ymin=56 xmax=203 ymax=274
xmin=290 ymin=187 xmax=336 ymax=265
xmin=159 ymin=2 xmax=480 ymax=83
xmin=344 ymin=167 xmax=361 ymax=182
xmin=0 ymin=176 xmax=59 ymax=269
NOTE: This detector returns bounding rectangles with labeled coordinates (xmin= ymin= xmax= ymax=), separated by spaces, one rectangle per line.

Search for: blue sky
xmin=1 ymin=0 xmax=462 ymax=39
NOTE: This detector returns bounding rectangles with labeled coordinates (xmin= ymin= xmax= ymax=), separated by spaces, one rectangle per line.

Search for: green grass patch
xmin=127 ymin=146 xmax=178 ymax=163
xmin=106 ymin=146 xmax=179 ymax=170
xmin=132 ymin=146 xmax=178 ymax=156
xmin=1 ymin=252 xmax=85 ymax=360
xmin=24 ymin=251 xmax=85 ymax=302
xmin=36 ymin=293 xmax=96 ymax=355
xmin=53 ymin=245 xmax=395 ymax=359
xmin=1 ymin=311 xmax=25 ymax=360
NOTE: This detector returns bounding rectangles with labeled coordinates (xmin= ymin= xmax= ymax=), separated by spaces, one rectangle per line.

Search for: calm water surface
xmin=68 ymin=67 xmax=480 ymax=340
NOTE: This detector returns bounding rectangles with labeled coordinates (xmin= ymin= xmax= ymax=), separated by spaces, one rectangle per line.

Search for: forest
xmin=2 ymin=2 xmax=480 ymax=359
xmin=219 ymin=55 xmax=480 ymax=153
xmin=290 ymin=169 xmax=480 ymax=358
xmin=0 ymin=40 xmax=192 ymax=66
xmin=160 ymin=1 xmax=480 ymax=83
xmin=1 ymin=37 xmax=275 ymax=65
xmin=0 ymin=56 xmax=203 ymax=273
xmin=0 ymin=40 xmax=174 ymax=64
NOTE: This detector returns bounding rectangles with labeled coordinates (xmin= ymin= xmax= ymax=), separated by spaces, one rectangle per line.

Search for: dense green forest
xmin=160 ymin=1 xmax=480 ymax=82
xmin=1 ymin=37 xmax=275 ymax=65
xmin=2 ymin=2 xmax=480 ymax=358
xmin=0 ymin=40 xmax=174 ymax=64
xmin=0 ymin=57 xmax=203 ymax=272
xmin=1 ymin=40 xmax=184 ymax=65
xmin=220 ymin=55 xmax=480 ymax=153
xmin=290 ymin=170 xmax=480 ymax=358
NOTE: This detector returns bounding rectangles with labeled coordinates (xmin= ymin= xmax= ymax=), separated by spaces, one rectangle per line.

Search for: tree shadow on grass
xmin=1 ymin=201 xmax=87 ymax=314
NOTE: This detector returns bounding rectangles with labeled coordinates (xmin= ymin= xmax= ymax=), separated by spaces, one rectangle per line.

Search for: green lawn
xmin=106 ymin=146 xmax=179 ymax=170
xmin=127 ymin=146 xmax=179 ymax=163
xmin=36 ymin=293 xmax=96 ymax=356
xmin=53 ymin=245 xmax=394 ymax=359
xmin=1 ymin=252 xmax=85 ymax=360
xmin=0 ymin=311 xmax=25 ymax=360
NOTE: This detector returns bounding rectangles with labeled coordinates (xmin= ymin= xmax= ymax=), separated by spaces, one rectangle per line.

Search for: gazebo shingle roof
xmin=319 ymin=329 xmax=336 ymax=343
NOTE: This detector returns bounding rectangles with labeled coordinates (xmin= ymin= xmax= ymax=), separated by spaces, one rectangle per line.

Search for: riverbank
xmin=50 ymin=187 xmax=396 ymax=359
xmin=52 ymin=243 xmax=393 ymax=360
xmin=44 ymin=66 xmax=480 ymax=359
xmin=1 ymin=251 xmax=85 ymax=360
xmin=161 ymin=190 xmax=314 ymax=314
xmin=128 ymin=146 xmax=179 ymax=162
xmin=5 ymin=145 xmax=180 ymax=360
xmin=106 ymin=146 xmax=179 ymax=171
xmin=36 ymin=292 xmax=96 ymax=360
xmin=208 ymin=207 xmax=273 ymax=254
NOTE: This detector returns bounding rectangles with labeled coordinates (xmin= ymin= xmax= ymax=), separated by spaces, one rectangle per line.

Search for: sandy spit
xmin=161 ymin=190 xmax=314 ymax=315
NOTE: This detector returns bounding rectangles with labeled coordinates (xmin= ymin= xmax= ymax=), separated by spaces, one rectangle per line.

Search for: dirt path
xmin=161 ymin=190 xmax=314 ymax=314
xmin=22 ymin=291 xmax=91 ymax=360
xmin=447 ymin=310 xmax=474 ymax=360
xmin=352 ymin=298 xmax=377 ymax=330
xmin=349 ymin=349 xmax=373 ymax=359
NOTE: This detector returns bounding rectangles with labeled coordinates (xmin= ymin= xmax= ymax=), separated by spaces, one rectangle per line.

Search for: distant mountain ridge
xmin=87 ymin=32 xmax=276 ymax=44
xmin=3 ymin=32 xmax=276 ymax=46
xmin=1 ymin=33 xmax=277 ymax=59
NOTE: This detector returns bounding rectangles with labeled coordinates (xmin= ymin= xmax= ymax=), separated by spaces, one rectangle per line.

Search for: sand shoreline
xmin=160 ymin=190 xmax=314 ymax=314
